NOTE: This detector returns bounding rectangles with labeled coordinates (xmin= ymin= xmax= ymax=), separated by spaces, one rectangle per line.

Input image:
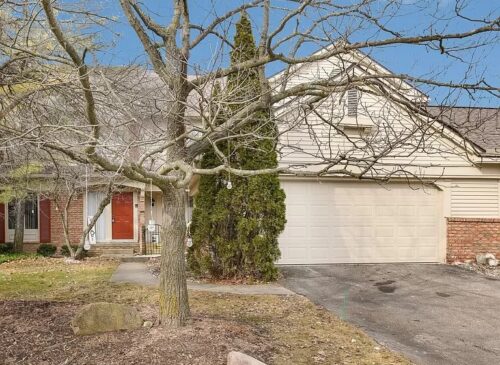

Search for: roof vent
xmin=347 ymin=89 xmax=358 ymax=117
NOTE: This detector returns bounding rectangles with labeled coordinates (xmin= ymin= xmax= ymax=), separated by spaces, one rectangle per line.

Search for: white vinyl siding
xmin=450 ymin=180 xmax=500 ymax=217
xmin=275 ymin=53 xmax=474 ymax=176
xmin=277 ymin=87 xmax=470 ymax=171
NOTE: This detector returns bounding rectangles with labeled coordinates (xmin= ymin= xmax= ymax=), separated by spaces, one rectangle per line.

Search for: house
xmin=1 ymin=49 xmax=499 ymax=263
xmin=273 ymin=49 xmax=500 ymax=264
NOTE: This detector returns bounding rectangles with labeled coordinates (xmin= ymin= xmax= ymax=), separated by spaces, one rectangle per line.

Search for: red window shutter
xmin=39 ymin=198 xmax=51 ymax=243
xmin=0 ymin=203 xmax=5 ymax=243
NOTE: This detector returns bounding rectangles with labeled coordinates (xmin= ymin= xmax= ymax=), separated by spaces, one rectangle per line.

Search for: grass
xmin=0 ymin=252 xmax=39 ymax=264
xmin=0 ymin=257 xmax=412 ymax=365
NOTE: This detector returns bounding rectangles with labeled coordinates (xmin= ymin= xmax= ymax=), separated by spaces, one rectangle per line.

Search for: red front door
xmin=112 ymin=192 xmax=134 ymax=240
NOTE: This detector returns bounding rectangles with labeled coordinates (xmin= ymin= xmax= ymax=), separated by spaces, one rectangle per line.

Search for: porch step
xmin=87 ymin=243 xmax=138 ymax=257
xmin=100 ymin=253 xmax=135 ymax=259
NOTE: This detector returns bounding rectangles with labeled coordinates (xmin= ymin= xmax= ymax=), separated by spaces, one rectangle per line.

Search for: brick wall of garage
xmin=50 ymin=195 xmax=84 ymax=246
xmin=447 ymin=217 xmax=500 ymax=262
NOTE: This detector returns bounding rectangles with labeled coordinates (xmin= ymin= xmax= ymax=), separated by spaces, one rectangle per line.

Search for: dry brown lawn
xmin=0 ymin=257 xmax=412 ymax=365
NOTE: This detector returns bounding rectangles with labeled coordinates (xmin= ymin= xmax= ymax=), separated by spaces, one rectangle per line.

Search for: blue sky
xmin=94 ymin=0 xmax=499 ymax=107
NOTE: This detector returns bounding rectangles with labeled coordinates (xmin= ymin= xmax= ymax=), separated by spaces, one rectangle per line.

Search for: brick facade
xmin=447 ymin=217 xmax=500 ymax=262
xmin=50 ymin=195 xmax=84 ymax=247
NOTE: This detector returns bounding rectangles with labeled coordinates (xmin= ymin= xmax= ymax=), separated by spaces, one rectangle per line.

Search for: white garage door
xmin=279 ymin=180 xmax=441 ymax=264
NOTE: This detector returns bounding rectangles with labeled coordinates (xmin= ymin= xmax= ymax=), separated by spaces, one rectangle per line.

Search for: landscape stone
xmin=476 ymin=253 xmax=496 ymax=265
xmin=71 ymin=302 xmax=143 ymax=335
xmin=227 ymin=351 xmax=266 ymax=365
xmin=487 ymin=258 xmax=499 ymax=267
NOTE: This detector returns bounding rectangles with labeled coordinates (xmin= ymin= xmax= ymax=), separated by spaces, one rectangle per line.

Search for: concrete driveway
xmin=280 ymin=264 xmax=500 ymax=365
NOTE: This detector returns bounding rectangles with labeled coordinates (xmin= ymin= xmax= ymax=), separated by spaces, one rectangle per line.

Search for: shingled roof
xmin=427 ymin=106 xmax=500 ymax=153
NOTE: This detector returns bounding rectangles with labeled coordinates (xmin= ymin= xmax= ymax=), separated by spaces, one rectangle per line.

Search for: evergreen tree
xmin=189 ymin=13 xmax=286 ymax=281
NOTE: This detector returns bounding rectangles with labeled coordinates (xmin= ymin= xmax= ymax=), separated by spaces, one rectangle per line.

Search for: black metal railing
xmin=142 ymin=224 xmax=162 ymax=255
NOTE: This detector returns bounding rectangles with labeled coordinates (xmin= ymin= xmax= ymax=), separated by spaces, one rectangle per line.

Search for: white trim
xmin=437 ymin=188 xmax=446 ymax=263
xmin=268 ymin=43 xmax=428 ymax=100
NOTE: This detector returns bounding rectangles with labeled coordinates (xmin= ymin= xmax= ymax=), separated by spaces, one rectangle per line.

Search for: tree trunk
xmin=159 ymin=186 xmax=190 ymax=326
xmin=13 ymin=199 xmax=25 ymax=253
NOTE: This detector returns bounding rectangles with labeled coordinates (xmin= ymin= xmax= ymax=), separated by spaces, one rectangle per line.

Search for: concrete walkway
xmin=110 ymin=262 xmax=294 ymax=295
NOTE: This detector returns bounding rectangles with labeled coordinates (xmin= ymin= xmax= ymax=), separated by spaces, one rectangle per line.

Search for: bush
xmin=36 ymin=243 xmax=57 ymax=257
xmin=0 ymin=242 xmax=14 ymax=254
xmin=60 ymin=245 xmax=86 ymax=257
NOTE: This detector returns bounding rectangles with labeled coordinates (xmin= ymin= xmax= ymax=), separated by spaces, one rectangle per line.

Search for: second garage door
xmin=278 ymin=180 xmax=442 ymax=264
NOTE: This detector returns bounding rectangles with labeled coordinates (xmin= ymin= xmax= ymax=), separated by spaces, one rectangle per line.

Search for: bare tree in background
xmin=43 ymin=160 xmax=116 ymax=260
xmin=0 ymin=0 xmax=498 ymax=326
xmin=0 ymin=148 xmax=42 ymax=253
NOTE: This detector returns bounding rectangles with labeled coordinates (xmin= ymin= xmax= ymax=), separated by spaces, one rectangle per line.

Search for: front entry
xmin=111 ymin=192 xmax=134 ymax=240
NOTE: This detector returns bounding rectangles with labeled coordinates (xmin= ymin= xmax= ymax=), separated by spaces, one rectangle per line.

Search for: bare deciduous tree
xmin=43 ymin=160 xmax=117 ymax=260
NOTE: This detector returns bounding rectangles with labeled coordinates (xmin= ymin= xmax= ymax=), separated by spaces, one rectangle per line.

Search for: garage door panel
xmin=419 ymin=226 xmax=436 ymax=237
xmin=310 ymin=247 xmax=330 ymax=260
xmin=310 ymin=226 xmax=330 ymax=238
xmin=329 ymin=246 xmax=360 ymax=261
xmin=279 ymin=181 xmax=441 ymax=264
xmin=397 ymin=226 xmax=416 ymax=237
xmin=331 ymin=205 xmax=351 ymax=216
xmin=286 ymin=203 xmax=308 ymax=212
xmin=285 ymin=226 xmax=308 ymax=238
xmin=416 ymin=245 xmax=438 ymax=258
xmin=352 ymin=226 xmax=373 ymax=238
xmin=283 ymin=247 xmax=310 ymax=263
xmin=360 ymin=246 xmax=395 ymax=261
xmin=397 ymin=245 xmax=416 ymax=259
xmin=351 ymin=206 xmax=373 ymax=216
xmin=375 ymin=226 xmax=395 ymax=237
xmin=398 ymin=206 xmax=416 ymax=216
xmin=418 ymin=206 xmax=436 ymax=217
xmin=376 ymin=206 xmax=398 ymax=216
xmin=397 ymin=236 xmax=419 ymax=246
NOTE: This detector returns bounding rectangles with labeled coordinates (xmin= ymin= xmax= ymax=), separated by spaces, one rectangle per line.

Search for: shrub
xmin=36 ymin=243 xmax=57 ymax=257
xmin=60 ymin=245 xmax=86 ymax=257
xmin=0 ymin=242 xmax=14 ymax=254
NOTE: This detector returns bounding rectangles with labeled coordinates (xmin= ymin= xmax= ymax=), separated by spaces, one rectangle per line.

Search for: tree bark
xmin=75 ymin=186 xmax=113 ymax=259
xmin=13 ymin=199 xmax=25 ymax=253
xmin=159 ymin=186 xmax=190 ymax=326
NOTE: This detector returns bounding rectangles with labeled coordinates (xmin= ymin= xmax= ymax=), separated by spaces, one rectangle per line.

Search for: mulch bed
xmin=0 ymin=300 xmax=273 ymax=365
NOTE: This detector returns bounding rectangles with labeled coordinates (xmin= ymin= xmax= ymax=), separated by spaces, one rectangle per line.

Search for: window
xmin=25 ymin=198 xmax=38 ymax=229
xmin=347 ymin=89 xmax=358 ymax=117
xmin=7 ymin=203 xmax=15 ymax=229
xmin=7 ymin=196 xmax=39 ymax=230
xmin=87 ymin=192 xmax=107 ymax=242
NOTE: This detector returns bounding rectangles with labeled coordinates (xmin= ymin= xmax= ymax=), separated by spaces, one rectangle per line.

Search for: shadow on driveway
xmin=280 ymin=264 xmax=500 ymax=365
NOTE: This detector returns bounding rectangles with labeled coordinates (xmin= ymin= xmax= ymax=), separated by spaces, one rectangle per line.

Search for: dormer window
xmin=347 ymin=89 xmax=358 ymax=117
